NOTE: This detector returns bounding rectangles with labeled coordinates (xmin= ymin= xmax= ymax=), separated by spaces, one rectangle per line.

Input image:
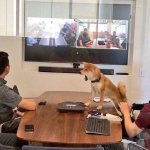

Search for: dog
xmin=80 ymin=62 xmax=127 ymax=111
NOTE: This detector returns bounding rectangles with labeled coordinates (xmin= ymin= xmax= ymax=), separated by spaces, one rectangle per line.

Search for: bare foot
xmin=85 ymin=101 xmax=92 ymax=107
xmin=97 ymin=105 xmax=103 ymax=110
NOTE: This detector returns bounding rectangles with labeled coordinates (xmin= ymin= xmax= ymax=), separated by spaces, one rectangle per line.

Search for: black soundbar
xmin=38 ymin=66 xmax=114 ymax=75
xmin=39 ymin=66 xmax=81 ymax=73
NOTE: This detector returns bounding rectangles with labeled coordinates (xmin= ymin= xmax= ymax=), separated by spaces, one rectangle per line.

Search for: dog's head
xmin=80 ymin=62 xmax=101 ymax=81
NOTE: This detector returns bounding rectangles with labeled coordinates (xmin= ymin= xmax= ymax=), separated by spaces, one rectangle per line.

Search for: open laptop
xmin=86 ymin=116 xmax=111 ymax=135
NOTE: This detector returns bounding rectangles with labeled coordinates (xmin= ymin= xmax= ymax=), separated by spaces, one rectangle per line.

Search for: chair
xmin=136 ymin=129 xmax=150 ymax=150
xmin=128 ymin=143 xmax=148 ymax=150
xmin=136 ymin=139 xmax=145 ymax=148
xmin=12 ymin=85 xmax=20 ymax=95
xmin=137 ymin=129 xmax=150 ymax=139
xmin=22 ymin=145 xmax=104 ymax=150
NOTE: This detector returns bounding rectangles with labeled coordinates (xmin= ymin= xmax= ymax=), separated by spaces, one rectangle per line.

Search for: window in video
xmin=25 ymin=17 xmax=77 ymax=47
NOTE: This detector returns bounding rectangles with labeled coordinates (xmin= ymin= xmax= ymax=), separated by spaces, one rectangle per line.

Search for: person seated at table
xmin=110 ymin=31 xmax=117 ymax=43
xmin=119 ymin=102 xmax=150 ymax=149
xmin=115 ymin=38 xmax=122 ymax=49
xmin=78 ymin=28 xmax=93 ymax=47
xmin=0 ymin=51 xmax=36 ymax=147
xmin=109 ymin=31 xmax=122 ymax=49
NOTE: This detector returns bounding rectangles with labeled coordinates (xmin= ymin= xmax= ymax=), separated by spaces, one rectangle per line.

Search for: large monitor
xmin=24 ymin=17 xmax=129 ymax=65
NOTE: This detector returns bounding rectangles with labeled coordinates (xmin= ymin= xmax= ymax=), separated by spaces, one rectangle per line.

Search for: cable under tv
xmin=57 ymin=101 xmax=85 ymax=113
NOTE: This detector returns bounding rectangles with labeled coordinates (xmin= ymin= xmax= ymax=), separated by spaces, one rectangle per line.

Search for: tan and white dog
xmin=81 ymin=62 xmax=127 ymax=110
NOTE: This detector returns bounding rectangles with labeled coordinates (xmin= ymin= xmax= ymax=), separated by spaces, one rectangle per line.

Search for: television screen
xmin=25 ymin=17 xmax=129 ymax=64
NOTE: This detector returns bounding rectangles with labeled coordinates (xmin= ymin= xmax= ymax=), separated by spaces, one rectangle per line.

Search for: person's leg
xmin=0 ymin=133 xmax=18 ymax=147
xmin=0 ymin=133 xmax=27 ymax=148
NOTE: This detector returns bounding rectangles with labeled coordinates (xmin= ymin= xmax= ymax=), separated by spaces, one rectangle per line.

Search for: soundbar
xmin=38 ymin=66 xmax=114 ymax=75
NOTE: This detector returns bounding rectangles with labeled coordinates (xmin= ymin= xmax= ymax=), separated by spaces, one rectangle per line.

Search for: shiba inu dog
xmin=81 ymin=62 xmax=127 ymax=111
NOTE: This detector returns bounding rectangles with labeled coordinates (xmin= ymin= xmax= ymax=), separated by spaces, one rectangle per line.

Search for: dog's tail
xmin=117 ymin=81 xmax=127 ymax=102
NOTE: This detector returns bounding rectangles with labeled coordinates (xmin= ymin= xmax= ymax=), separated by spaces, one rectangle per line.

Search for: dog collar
xmin=91 ymin=76 xmax=101 ymax=83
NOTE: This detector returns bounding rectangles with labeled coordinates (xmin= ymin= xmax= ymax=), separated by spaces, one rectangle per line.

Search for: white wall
xmin=0 ymin=36 xmax=131 ymax=98
xmin=0 ymin=36 xmax=91 ymax=96
xmin=142 ymin=0 xmax=150 ymax=76
xmin=131 ymin=0 xmax=150 ymax=76
xmin=1 ymin=0 xmax=150 ymax=102
xmin=0 ymin=0 xmax=16 ymax=36
xmin=0 ymin=0 xmax=7 ymax=35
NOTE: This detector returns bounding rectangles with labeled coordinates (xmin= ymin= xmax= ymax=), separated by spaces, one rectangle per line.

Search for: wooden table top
xmin=17 ymin=91 xmax=122 ymax=146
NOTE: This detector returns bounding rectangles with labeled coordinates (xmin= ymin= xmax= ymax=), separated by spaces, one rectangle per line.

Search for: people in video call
xmin=119 ymin=102 xmax=150 ymax=149
xmin=59 ymin=22 xmax=77 ymax=46
xmin=115 ymin=38 xmax=123 ymax=49
xmin=26 ymin=36 xmax=38 ymax=46
xmin=110 ymin=31 xmax=117 ymax=43
xmin=97 ymin=30 xmax=123 ymax=49
xmin=0 ymin=51 xmax=36 ymax=148
xmin=78 ymin=28 xmax=93 ymax=47
xmin=110 ymin=31 xmax=122 ymax=49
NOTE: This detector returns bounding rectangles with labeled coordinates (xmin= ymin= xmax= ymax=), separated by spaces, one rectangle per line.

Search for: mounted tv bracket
xmin=73 ymin=62 xmax=80 ymax=69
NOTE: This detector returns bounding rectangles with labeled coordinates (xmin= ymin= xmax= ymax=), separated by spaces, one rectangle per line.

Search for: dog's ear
xmin=99 ymin=68 xmax=101 ymax=73
xmin=100 ymin=73 xmax=103 ymax=77
xmin=94 ymin=65 xmax=101 ymax=75
xmin=82 ymin=62 xmax=87 ymax=65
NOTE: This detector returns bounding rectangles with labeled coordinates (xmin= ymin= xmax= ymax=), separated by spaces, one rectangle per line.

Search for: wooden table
xmin=17 ymin=91 xmax=122 ymax=146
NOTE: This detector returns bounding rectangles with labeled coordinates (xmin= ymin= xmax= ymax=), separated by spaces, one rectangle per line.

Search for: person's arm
xmin=79 ymin=40 xmax=83 ymax=46
xmin=3 ymin=86 xmax=36 ymax=113
xmin=18 ymin=98 xmax=36 ymax=111
xmin=78 ymin=34 xmax=84 ymax=47
xmin=119 ymin=102 xmax=143 ymax=137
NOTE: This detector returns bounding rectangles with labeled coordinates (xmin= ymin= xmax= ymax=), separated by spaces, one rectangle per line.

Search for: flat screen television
xmin=24 ymin=17 xmax=129 ymax=65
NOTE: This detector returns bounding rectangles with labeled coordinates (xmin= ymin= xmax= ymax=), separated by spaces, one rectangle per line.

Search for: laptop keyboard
xmin=86 ymin=117 xmax=110 ymax=135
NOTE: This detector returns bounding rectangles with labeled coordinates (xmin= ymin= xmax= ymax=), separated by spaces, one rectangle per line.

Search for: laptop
xmin=86 ymin=117 xmax=111 ymax=135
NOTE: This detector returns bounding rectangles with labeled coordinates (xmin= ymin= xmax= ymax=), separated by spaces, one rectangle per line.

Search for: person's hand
xmin=16 ymin=110 xmax=24 ymax=116
xmin=12 ymin=107 xmax=24 ymax=116
xmin=119 ymin=102 xmax=131 ymax=116
xmin=12 ymin=107 xmax=18 ymax=112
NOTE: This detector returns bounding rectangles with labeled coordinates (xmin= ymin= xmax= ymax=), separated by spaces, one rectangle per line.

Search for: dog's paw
xmin=97 ymin=105 xmax=103 ymax=110
xmin=85 ymin=101 xmax=92 ymax=107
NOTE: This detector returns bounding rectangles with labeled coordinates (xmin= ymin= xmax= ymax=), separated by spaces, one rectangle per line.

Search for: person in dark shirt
xmin=0 ymin=51 xmax=36 ymax=148
xmin=119 ymin=102 xmax=150 ymax=149
xmin=78 ymin=28 xmax=93 ymax=47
